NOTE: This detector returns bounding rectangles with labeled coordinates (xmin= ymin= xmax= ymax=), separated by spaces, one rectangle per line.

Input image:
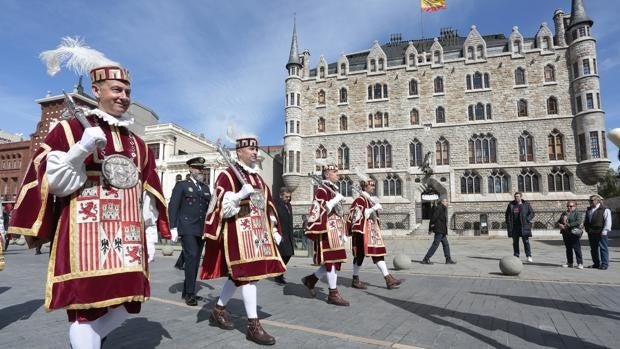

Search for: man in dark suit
xmin=168 ymin=157 xmax=211 ymax=306
xmin=505 ymin=192 xmax=535 ymax=262
xmin=274 ymin=188 xmax=294 ymax=284
xmin=421 ymin=198 xmax=456 ymax=265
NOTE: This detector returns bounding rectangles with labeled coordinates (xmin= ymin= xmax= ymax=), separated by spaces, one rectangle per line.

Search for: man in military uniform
xmin=168 ymin=156 xmax=211 ymax=306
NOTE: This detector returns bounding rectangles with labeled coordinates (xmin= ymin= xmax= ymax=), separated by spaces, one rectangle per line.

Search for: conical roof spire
xmin=287 ymin=16 xmax=301 ymax=67
xmin=568 ymin=0 xmax=593 ymax=29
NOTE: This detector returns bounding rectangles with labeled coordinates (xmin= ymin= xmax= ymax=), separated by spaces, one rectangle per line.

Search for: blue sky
xmin=1 ymin=0 xmax=619 ymax=164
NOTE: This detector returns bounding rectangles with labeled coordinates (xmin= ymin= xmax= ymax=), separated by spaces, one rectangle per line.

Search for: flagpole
xmin=420 ymin=6 xmax=424 ymax=39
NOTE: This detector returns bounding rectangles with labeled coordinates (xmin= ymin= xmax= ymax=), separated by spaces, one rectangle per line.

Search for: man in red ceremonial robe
xmin=9 ymin=38 xmax=171 ymax=349
xmin=347 ymin=178 xmax=403 ymax=290
xmin=201 ymin=135 xmax=285 ymax=346
xmin=301 ymin=162 xmax=349 ymax=306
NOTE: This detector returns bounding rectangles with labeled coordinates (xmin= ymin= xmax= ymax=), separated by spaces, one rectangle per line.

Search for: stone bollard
xmin=393 ymin=254 xmax=412 ymax=270
xmin=499 ymin=256 xmax=523 ymax=276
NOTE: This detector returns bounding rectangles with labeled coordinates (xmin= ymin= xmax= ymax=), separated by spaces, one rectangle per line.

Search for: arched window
xmin=318 ymin=90 xmax=326 ymax=105
xmin=548 ymin=129 xmax=564 ymax=160
xmin=409 ymin=79 xmax=418 ymax=96
xmin=434 ymin=76 xmax=444 ymax=93
xmin=435 ymin=106 xmax=445 ymax=123
xmin=542 ymin=37 xmax=552 ymax=50
xmin=518 ymin=168 xmax=539 ymax=192
xmin=315 ymin=145 xmax=327 ymax=171
xmin=367 ymin=140 xmax=392 ymax=169
xmin=319 ymin=66 xmax=325 ymax=79
xmin=370 ymin=59 xmax=376 ymax=72
xmin=338 ymin=143 xmax=350 ymax=170
xmin=460 ymin=170 xmax=481 ymax=194
xmin=517 ymin=99 xmax=528 ymax=117
xmin=317 ymin=117 xmax=325 ymax=132
xmin=473 ymin=72 xmax=483 ymax=89
xmin=466 ymin=74 xmax=472 ymax=90
xmin=544 ymin=64 xmax=556 ymax=82
xmin=475 ymin=103 xmax=485 ymax=120
xmin=367 ymin=85 xmax=372 ymax=100
xmin=338 ymin=176 xmax=353 ymax=197
xmin=368 ymin=112 xmax=388 ymax=128
xmin=410 ymin=108 xmax=419 ymax=125
xmin=340 ymin=63 xmax=346 ymax=76
xmin=409 ymin=139 xmax=423 ymax=167
xmin=374 ymin=83 xmax=382 ymax=99
xmin=547 ymin=96 xmax=558 ymax=115
xmin=339 ymin=115 xmax=348 ymax=131
xmin=467 ymin=46 xmax=475 ymax=60
xmin=519 ymin=131 xmax=534 ymax=162
xmin=548 ymin=167 xmax=571 ymax=192
xmin=515 ymin=67 xmax=526 ymax=85
xmin=383 ymin=174 xmax=402 ymax=196
xmin=486 ymin=104 xmax=492 ymax=119
xmin=484 ymin=73 xmax=490 ymax=88
xmin=378 ymin=58 xmax=385 ymax=71
xmin=468 ymin=133 xmax=497 ymax=164
xmin=435 ymin=137 xmax=449 ymax=165
xmin=433 ymin=51 xmax=441 ymax=64
xmin=477 ymin=45 xmax=485 ymax=59
xmin=339 ymin=88 xmax=348 ymax=103
xmin=488 ymin=169 xmax=510 ymax=193
xmin=408 ymin=53 xmax=416 ymax=67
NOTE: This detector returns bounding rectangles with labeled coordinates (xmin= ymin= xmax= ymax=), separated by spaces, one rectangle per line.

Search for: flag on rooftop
xmin=421 ymin=0 xmax=446 ymax=12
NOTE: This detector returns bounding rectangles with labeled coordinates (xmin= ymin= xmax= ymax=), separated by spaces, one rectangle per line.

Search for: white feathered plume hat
xmin=315 ymin=157 xmax=338 ymax=176
xmin=226 ymin=125 xmax=258 ymax=149
xmin=39 ymin=37 xmax=130 ymax=83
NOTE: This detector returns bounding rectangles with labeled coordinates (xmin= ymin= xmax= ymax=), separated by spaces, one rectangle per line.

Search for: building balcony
xmin=576 ymin=158 xmax=611 ymax=185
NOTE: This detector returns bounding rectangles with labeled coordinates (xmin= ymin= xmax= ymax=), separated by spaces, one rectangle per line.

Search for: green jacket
xmin=558 ymin=210 xmax=582 ymax=234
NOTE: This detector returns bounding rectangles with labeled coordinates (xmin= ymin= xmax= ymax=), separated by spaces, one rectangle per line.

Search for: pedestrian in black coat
xmin=168 ymin=157 xmax=211 ymax=306
xmin=422 ymin=198 xmax=456 ymax=265
xmin=505 ymin=192 xmax=535 ymax=262
xmin=274 ymin=188 xmax=294 ymax=284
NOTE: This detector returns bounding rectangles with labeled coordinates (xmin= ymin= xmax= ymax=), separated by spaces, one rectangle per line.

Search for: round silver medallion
xmin=102 ymin=154 xmax=139 ymax=189
xmin=250 ymin=191 xmax=266 ymax=210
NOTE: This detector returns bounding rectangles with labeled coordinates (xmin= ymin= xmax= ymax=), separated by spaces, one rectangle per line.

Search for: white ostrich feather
xmin=353 ymin=167 xmax=370 ymax=182
xmin=39 ymin=37 xmax=119 ymax=77
xmin=225 ymin=125 xmax=237 ymax=144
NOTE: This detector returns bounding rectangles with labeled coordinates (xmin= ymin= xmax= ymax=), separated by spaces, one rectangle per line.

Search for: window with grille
xmin=383 ymin=174 xmax=402 ymax=196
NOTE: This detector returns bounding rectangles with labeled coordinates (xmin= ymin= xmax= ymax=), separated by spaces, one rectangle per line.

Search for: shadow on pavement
xmin=538 ymin=238 xmax=619 ymax=247
xmin=0 ymin=286 xmax=10 ymax=295
xmin=471 ymin=292 xmax=620 ymax=320
xmin=0 ymin=299 xmax=43 ymax=330
xmin=106 ymin=317 xmax=172 ymax=348
xmin=167 ymin=281 xmax=214 ymax=296
xmin=469 ymin=256 xmax=501 ymax=261
xmin=365 ymin=291 xmax=609 ymax=349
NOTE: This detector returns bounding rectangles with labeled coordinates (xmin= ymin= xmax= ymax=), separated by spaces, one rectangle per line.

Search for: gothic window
xmin=368 ymin=112 xmax=388 ymax=128
xmin=289 ymin=120 xmax=294 ymax=134
xmin=518 ymin=99 xmax=528 ymax=117
xmin=515 ymin=67 xmax=526 ymax=85
xmin=433 ymin=51 xmax=441 ymax=64
xmin=548 ymin=129 xmax=564 ymax=160
xmin=572 ymin=62 xmax=579 ymax=79
xmin=409 ymin=139 xmax=423 ymax=167
xmin=435 ymin=137 xmax=449 ymax=165
xmin=590 ymin=131 xmax=600 ymax=158
xmin=339 ymin=88 xmax=348 ymax=103
xmin=340 ymin=63 xmax=346 ymax=76
xmin=378 ymin=58 xmax=385 ymax=71
xmin=370 ymin=59 xmax=376 ymax=72
xmin=583 ymin=59 xmax=591 ymax=75
xmin=383 ymin=174 xmax=402 ymax=196
xmin=547 ymin=96 xmax=558 ymax=114
xmin=548 ymin=167 xmax=571 ymax=192
xmin=488 ymin=169 xmax=510 ymax=194
xmin=460 ymin=170 xmax=481 ymax=194
xmin=383 ymin=84 xmax=388 ymax=98
xmin=374 ymin=83 xmax=382 ymax=99
xmin=486 ymin=104 xmax=492 ymax=119
xmin=296 ymin=151 xmax=300 ymax=172
xmin=475 ymin=103 xmax=485 ymax=120
xmin=367 ymin=140 xmax=392 ymax=169
xmin=468 ymin=133 xmax=497 ymax=164
xmin=289 ymin=150 xmax=294 ymax=172
xmin=410 ymin=108 xmax=419 ymax=125
xmin=319 ymin=66 xmax=325 ymax=79
xmin=513 ymin=40 xmax=522 ymax=54
xmin=542 ymin=37 xmax=552 ymax=50
xmin=338 ymin=143 xmax=350 ymax=170
xmin=519 ymin=131 xmax=534 ymax=162
xmin=518 ymin=168 xmax=539 ymax=192
xmin=576 ymin=95 xmax=583 ymax=113
xmin=338 ymin=176 xmax=353 ymax=197
xmin=339 ymin=115 xmax=348 ymax=131
xmin=578 ymin=133 xmax=587 ymax=161
xmin=317 ymin=117 xmax=325 ymax=132
xmin=318 ymin=90 xmax=325 ymax=105
xmin=408 ymin=53 xmax=416 ymax=67
xmin=467 ymin=46 xmax=475 ymax=60
xmin=473 ymin=72 xmax=483 ymax=89
xmin=315 ymin=145 xmax=326 ymax=171
xmin=466 ymin=75 xmax=472 ymax=90
xmin=544 ymin=64 xmax=556 ymax=82
xmin=468 ymin=103 xmax=491 ymax=120
xmin=409 ymin=79 xmax=418 ymax=96
xmin=586 ymin=93 xmax=594 ymax=109
xmin=477 ymin=45 xmax=485 ymax=59
xmin=435 ymin=106 xmax=445 ymax=123
xmin=484 ymin=73 xmax=490 ymax=88
xmin=367 ymin=85 xmax=372 ymax=100
xmin=434 ymin=76 xmax=444 ymax=93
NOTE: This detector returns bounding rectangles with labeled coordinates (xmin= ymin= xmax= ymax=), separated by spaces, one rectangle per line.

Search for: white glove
xmin=326 ymin=193 xmax=344 ymax=211
xmin=170 ymin=228 xmax=179 ymax=242
xmin=274 ymin=231 xmax=282 ymax=245
xmin=78 ymin=127 xmax=106 ymax=153
xmin=233 ymin=183 xmax=255 ymax=201
xmin=372 ymin=203 xmax=383 ymax=212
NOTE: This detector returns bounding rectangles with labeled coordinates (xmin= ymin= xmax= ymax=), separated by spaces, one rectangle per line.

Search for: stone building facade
xmin=282 ymin=0 xmax=609 ymax=236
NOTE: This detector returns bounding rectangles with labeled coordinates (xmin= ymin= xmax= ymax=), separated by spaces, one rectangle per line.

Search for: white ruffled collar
xmin=235 ymin=159 xmax=259 ymax=174
xmin=80 ymin=107 xmax=134 ymax=127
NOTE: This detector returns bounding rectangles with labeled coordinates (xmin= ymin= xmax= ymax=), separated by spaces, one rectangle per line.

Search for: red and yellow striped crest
xmin=421 ymin=0 xmax=446 ymax=12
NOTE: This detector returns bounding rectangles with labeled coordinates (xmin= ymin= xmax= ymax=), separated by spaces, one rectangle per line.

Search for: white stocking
xmin=217 ymin=279 xmax=237 ymax=307
xmin=90 ymin=306 xmax=129 ymax=338
xmin=326 ymin=268 xmax=338 ymax=289
xmin=314 ymin=265 xmax=327 ymax=280
xmin=352 ymin=264 xmax=361 ymax=277
xmin=376 ymin=260 xmax=389 ymax=277
xmin=241 ymin=282 xmax=258 ymax=319
xmin=69 ymin=321 xmax=100 ymax=349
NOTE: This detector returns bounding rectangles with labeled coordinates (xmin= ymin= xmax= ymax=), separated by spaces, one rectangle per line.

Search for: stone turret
xmin=566 ymin=0 xmax=610 ymax=184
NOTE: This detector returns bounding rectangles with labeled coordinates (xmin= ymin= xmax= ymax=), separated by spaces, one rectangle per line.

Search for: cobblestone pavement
xmin=0 ymin=236 xmax=618 ymax=348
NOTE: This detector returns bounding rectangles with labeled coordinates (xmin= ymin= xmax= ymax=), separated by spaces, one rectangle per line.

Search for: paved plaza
xmin=1 ymin=236 xmax=618 ymax=348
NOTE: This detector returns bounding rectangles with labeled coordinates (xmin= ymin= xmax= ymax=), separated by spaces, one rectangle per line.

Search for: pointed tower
xmin=566 ymin=0 xmax=609 ymax=184
xmin=283 ymin=18 xmax=304 ymax=192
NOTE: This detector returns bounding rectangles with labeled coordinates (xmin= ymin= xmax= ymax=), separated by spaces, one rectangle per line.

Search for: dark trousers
xmin=281 ymin=254 xmax=292 ymax=265
xmin=512 ymin=235 xmax=531 ymax=257
xmin=562 ymin=233 xmax=583 ymax=265
xmin=587 ymin=233 xmax=609 ymax=268
xmin=424 ymin=233 xmax=451 ymax=260
xmin=181 ymin=235 xmax=205 ymax=298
